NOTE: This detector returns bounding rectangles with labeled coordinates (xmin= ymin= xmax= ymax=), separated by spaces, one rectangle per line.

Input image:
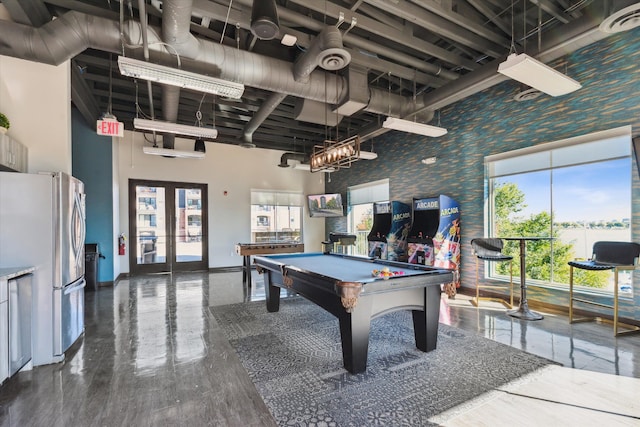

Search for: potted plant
xmin=0 ymin=113 xmax=9 ymax=134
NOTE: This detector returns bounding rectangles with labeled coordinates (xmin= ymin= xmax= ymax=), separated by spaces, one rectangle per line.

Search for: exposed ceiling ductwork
xmin=599 ymin=1 xmax=640 ymax=33
xmin=0 ymin=0 xmax=620 ymax=155
xmin=278 ymin=152 xmax=308 ymax=168
xmin=250 ymin=0 xmax=280 ymax=40
xmin=243 ymin=24 xmax=351 ymax=146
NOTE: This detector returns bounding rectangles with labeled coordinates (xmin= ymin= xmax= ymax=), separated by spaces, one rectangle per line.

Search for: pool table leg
xmin=412 ymin=285 xmax=441 ymax=352
xmin=264 ymin=272 xmax=281 ymax=312
xmin=338 ymin=297 xmax=373 ymax=374
xmin=242 ymin=255 xmax=250 ymax=287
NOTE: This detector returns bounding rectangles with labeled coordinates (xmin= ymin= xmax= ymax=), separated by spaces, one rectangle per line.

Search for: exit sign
xmin=96 ymin=118 xmax=124 ymax=137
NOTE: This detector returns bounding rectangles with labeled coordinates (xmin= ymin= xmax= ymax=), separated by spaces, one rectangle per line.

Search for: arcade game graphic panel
xmin=407 ymin=195 xmax=461 ymax=296
xmin=367 ymin=201 xmax=411 ymax=261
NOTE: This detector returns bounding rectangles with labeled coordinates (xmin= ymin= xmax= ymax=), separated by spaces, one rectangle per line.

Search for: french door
xmin=129 ymin=179 xmax=208 ymax=274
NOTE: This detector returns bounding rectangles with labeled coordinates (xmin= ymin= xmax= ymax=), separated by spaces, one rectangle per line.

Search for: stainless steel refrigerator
xmin=0 ymin=171 xmax=86 ymax=366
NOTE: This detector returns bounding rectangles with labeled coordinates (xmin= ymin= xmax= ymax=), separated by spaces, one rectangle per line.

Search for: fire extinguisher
xmin=118 ymin=234 xmax=126 ymax=256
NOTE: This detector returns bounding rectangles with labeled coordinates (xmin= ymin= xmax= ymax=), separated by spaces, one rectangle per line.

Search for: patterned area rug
xmin=212 ymin=297 xmax=556 ymax=426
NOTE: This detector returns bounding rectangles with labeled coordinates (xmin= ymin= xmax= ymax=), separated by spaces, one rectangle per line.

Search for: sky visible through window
xmin=498 ymin=157 xmax=631 ymax=224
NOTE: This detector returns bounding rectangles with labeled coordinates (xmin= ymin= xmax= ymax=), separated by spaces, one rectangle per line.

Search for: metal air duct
xmin=0 ymin=7 xmax=612 ymax=144
xmin=293 ymin=26 xmax=351 ymax=83
xmin=251 ymin=0 xmax=280 ymax=40
xmin=244 ymin=24 xmax=351 ymax=144
xmin=600 ymin=1 xmax=640 ymax=33
xmin=278 ymin=152 xmax=308 ymax=168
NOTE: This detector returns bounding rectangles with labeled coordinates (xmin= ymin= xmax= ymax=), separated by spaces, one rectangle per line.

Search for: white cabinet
xmin=0 ymin=133 xmax=28 ymax=173
xmin=0 ymin=270 xmax=33 ymax=386
xmin=0 ymin=277 xmax=8 ymax=385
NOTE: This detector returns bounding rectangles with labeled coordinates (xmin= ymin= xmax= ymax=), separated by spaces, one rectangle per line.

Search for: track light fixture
xmin=498 ymin=53 xmax=581 ymax=97
xmin=382 ymin=117 xmax=447 ymax=137
xmin=118 ymin=56 xmax=244 ymax=99
xmin=142 ymin=146 xmax=205 ymax=159
xmin=134 ymin=118 xmax=218 ymax=139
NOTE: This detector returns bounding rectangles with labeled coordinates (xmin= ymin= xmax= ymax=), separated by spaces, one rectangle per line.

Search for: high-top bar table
xmin=501 ymin=237 xmax=553 ymax=321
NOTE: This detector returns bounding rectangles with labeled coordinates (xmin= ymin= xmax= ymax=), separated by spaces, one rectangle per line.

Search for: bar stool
xmin=568 ymin=241 xmax=640 ymax=336
xmin=470 ymin=238 xmax=514 ymax=308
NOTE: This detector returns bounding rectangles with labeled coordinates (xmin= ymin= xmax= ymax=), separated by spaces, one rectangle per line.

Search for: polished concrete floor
xmin=1 ymin=269 xmax=639 ymax=426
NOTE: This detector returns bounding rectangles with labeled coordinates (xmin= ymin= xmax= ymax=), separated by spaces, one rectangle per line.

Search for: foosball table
xmin=235 ymin=242 xmax=305 ymax=286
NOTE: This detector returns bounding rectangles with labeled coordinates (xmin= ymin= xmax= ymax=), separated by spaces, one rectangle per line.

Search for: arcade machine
xmin=367 ymin=201 xmax=411 ymax=261
xmin=407 ymin=195 xmax=461 ymax=296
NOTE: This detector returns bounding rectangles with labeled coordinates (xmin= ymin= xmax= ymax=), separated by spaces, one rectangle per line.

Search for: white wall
xmin=0 ymin=54 xmax=72 ymax=174
xmin=116 ymin=131 xmax=326 ymax=272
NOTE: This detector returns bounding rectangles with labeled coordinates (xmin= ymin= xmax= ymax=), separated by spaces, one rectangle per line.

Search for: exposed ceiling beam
xmin=529 ymin=0 xmax=571 ymax=24
xmin=70 ymin=59 xmax=102 ymax=125
xmin=409 ymin=0 xmax=513 ymax=46
xmin=3 ymin=0 xmax=51 ymax=26
xmin=360 ymin=0 xmax=507 ymax=57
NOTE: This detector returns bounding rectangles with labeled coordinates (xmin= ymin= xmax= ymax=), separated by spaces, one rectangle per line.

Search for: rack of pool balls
xmin=371 ymin=267 xmax=405 ymax=279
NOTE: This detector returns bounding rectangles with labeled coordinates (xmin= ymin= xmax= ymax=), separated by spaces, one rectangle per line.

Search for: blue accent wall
xmin=327 ymin=28 xmax=640 ymax=320
xmin=71 ymin=108 xmax=114 ymax=283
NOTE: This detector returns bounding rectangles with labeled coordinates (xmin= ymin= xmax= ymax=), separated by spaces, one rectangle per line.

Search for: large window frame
xmin=485 ymin=126 xmax=633 ymax=294
xmin=250 ymin=190 xmax=303 ymax=243
xmin=347 ymin=179 xmax=390 ymax=256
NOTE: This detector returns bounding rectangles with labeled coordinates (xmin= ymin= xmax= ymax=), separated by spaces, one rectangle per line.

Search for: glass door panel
xmin=135 ymin=185 xmax=166 ymax=270
xmin=130 ymin=180 xmax=208 ymax=275
xmin=175 ymin=187 xmax=203 ymax=263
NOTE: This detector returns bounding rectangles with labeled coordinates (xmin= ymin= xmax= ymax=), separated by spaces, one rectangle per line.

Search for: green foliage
xmin=0 ymin=113 xmax=9 ymax=130
xmin=493 ymin=182 xmax=608 ymax=289
xmin=325 ymin=197 xmax=340 ymax=209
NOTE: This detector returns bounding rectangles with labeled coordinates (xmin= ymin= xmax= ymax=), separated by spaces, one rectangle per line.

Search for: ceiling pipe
xmin=293 ymin=26 xmax=351 ymax=84
xmin=243 ymin=25 xmax=351 ymax=145
xmin=242 ymin=92 xmax=288 ymax=147
xmin=251 ymin=0 xmax=280 ymax=40
xmin=158 ymin=0 xmax=198 ymax=150
xmin=0 ymin=8 xmax=611 ymax=141
xmin=136 ymin=0 xmax=156 ymax=124
xmin=278 ymin=152 xmax=308 ymax=168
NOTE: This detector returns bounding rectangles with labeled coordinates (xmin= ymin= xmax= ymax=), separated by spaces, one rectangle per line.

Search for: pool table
xmin=253 ymin=252 xmax=454 ymax=374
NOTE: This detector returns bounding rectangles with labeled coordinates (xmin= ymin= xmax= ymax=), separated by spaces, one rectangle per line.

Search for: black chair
xmin=470 ymin=238 xmax=513 ymax=308
xmin=568 ymin=241 xmax=640 ymax=336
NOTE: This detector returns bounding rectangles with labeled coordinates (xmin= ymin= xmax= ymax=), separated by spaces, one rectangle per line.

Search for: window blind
xmin=251 ymin=190 xmax=303 ymax=206
xmin=347 ymin=178 xmax=389 ymax=205
xmin=486 ymin=126 xmax=631 ymax=178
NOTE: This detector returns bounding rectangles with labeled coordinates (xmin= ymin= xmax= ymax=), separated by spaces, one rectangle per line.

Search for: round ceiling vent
xmin=318 ymin=48 xmax=351 ymax=71
xmin=600 ymin=2 xmax=640 ymax=33
xmin=513 ymin=88 xmax=543 ymax=102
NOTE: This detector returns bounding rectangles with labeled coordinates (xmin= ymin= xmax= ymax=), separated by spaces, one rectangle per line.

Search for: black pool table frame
xmin=254 ymin=253 xmax=454 ymax=374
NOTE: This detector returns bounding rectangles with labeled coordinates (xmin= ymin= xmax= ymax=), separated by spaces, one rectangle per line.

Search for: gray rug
xmin=212 ymin=297 xmax=556 ymax=426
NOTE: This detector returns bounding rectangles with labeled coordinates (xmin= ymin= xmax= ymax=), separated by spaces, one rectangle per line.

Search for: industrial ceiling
xmin=0 ymin=0 xmax=636 ymax=155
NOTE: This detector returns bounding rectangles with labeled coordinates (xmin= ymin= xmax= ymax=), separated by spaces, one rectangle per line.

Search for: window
xmin=250 ymin=190 xmax=303 ymax=243
xmin=486 ymin=126 xmax=633 ymax=294
xmin=138 ymin=214 xmax=157 ymax=227
xmin=256 ymin=215 xmax=270 ymax=227
xmin=347 ymin=179 xmax=389 ymax=256
xmin=187 ymin=215 xmax=201 ymax=226
xmin=138 ymin=196 xmax=156 ymax=210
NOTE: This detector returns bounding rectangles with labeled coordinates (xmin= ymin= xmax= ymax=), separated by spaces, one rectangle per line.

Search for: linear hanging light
xmin=382 ymin=117 xmax=447 ymax=137
xmin=497 ymin=53 xmax=581 ymax=97
xmin=142 ymin=146 xmax=205 ymax=159
xmin=134 ymin=118 xmax=218 ymax=139
xmin=118 ymin=56 xmax=245 ymax=99
xmin=358 ymin=150 xmax=378 ymax=160
xmin=310 ymin=135 xmax=361 ymax=172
